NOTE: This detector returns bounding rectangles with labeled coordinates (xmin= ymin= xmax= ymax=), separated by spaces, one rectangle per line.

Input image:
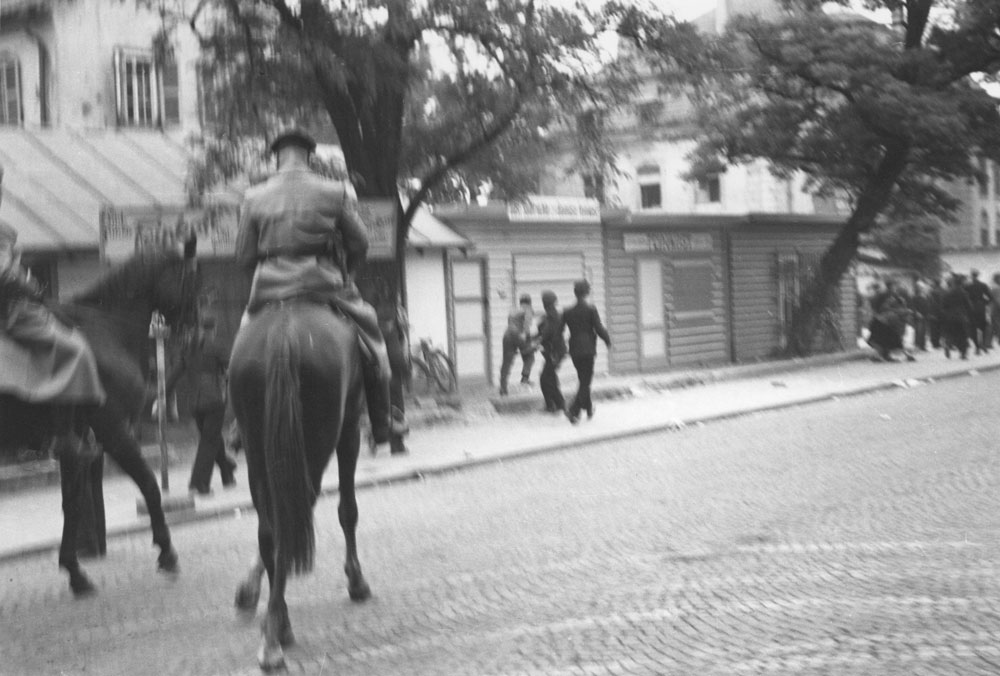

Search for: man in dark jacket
xmin=536 ymin=290 xmax=566 ymax=414
xmin=561 ymin=279 xmax=610 ymax=424
xmin=166 ymin=317 xmax=235 ymax=495
xmin=965 ymin=269 xmax=993 ymax=354
xmin=941 ymin=273 xmax=973 ymax=360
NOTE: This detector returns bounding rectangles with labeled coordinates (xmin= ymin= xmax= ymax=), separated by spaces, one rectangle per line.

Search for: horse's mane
xmin=71 ymin=253 xmax=180 ymax=308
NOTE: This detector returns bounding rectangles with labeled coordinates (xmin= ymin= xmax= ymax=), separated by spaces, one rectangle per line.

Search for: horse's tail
xmin=263 ymin=313 xmax=315 ymax=575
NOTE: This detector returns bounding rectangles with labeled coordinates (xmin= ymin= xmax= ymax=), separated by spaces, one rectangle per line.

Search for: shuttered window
xmin=673 ymin=261 xmax=713 ymax=314
xmin=0 ymin=59 xmax=21 ymax=126
xmin=114 ymin=47 xmax=175 ymax=127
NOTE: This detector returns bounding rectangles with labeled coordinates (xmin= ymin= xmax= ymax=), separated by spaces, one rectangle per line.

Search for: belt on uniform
xmin=257 ymin=243 xmax=334 ymax=261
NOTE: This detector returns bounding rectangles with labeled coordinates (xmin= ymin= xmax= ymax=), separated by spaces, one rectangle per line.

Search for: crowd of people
xmin=865 ymin=269 xmax=1000 ymax=362
xmin=498 ymin=280 xmax=611 ymax=424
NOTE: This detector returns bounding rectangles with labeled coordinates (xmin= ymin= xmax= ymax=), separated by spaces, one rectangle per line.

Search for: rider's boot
xmin=362 ymin=343 xmax=394 ymax=445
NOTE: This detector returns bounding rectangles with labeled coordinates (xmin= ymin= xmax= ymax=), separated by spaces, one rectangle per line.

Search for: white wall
xmin=543 ymin=137 xmax=819 ymax=216
xmin=0 ymin=0 xmax=202 ymax=135
xmin=405 ymin=249 xmax=450 ymax=351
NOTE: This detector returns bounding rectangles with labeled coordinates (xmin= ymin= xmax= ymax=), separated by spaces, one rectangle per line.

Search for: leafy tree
xmin=869 ymin=215 xmax=943 ymax=278
xmin=187 ymin=0 xmax=673 ymax=299
xmin=628 ymin=0 xmax=1000 ymax=355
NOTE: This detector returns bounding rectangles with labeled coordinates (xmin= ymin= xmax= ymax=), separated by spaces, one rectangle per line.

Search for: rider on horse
xmin=234 ymin=129 xmax=401 ymax=445
xmin=0 ymin=166 xmax=106 ymax=454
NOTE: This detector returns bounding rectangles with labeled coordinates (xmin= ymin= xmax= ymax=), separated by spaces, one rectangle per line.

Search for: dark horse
xmin=229 ymin=301 xmax=371 ymax=670
xmin=0 ymin=248 xmax=198 ymax=595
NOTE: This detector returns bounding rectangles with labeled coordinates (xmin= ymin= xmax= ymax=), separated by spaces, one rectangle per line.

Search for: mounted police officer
xmin=0 ymin=164 xmax=105 ymax=455
xmin=234 ymin=129 xmax=399 ymax=444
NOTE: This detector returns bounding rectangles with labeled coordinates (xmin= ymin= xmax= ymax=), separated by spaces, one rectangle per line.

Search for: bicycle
xmin=408 ymin=338 xmax=457 ymax=396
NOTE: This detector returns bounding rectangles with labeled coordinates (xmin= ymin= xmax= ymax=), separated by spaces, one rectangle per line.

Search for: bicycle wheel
xmin=410 ymin=357 xmax=435 ymax=396
xmin=428 ymin=350 xmax=457 ymax=394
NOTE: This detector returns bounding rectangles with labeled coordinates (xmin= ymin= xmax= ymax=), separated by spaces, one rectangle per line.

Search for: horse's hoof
xmin=69 ymin=572 xmax=97 ymax=597
xmin=348 ymin=578 xmax=371 ymax=602
xmin=157 ymin=547 xmax=179 ymax=574
xmin=235 ymin=582 xmax=261 ymax=611
xmin=257 ymin=642 xmax=285 ymax=672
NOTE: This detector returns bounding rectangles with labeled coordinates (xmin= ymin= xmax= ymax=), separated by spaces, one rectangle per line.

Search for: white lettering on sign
xmin=356 ymin=199 xmax=397 ymax=260
xmin=99 ymin=204 xmax=240 ymax=262
xmin=623 ymin=232 xmax=713 ymax=253
xmin=507 ymin=196 xmax=601 ymax=222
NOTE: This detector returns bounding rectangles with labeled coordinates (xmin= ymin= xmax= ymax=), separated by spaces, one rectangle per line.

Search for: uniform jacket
xmin=235 ymin=167 xmax=369 ymax=313
xmin=561 ymin=301 xmax=610 ymax=358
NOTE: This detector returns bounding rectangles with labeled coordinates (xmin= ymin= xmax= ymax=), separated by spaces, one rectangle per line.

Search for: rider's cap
xmin=269 ymin=128 xmax=317 ymax=155
xmin=0 ymin=221 xmax=17 ymax=247
xmin=518 ymin=293 xmax=532 ymax=305
xmin=541 ymin=290 xmax=557 ymax=306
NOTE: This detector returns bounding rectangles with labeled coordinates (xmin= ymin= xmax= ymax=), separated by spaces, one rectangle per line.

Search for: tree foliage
xmin=629 ymin=0 xmax=1000 ymax=355
xmin=187 ymin=0 xmax=670 ymax=294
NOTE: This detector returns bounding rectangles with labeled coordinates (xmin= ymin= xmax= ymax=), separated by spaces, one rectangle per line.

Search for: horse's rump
xmin=230 ymin=302 xmax=364 ymax=574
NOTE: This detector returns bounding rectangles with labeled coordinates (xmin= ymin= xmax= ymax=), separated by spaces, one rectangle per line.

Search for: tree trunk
xmin=786 ymin=142 xmax=910 ymax=355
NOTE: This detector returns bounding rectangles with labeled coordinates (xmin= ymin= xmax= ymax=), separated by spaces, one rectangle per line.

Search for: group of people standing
xmin=866 ymin=269 xmax=999 ymax=362
xmin=499 ymin=280 xmax=611 ymax=424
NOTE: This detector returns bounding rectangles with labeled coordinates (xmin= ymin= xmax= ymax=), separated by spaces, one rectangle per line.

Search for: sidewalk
xmin=4 ymin=346 xmax=1000 ymax=562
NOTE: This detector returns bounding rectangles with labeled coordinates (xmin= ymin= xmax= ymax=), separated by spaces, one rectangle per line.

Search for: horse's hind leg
xmin=93 ymin=413 xmax=178 ymax=573
xmin=336 ymin=419 xmax=371 ymax=602
xmin=57 ymin=452 xmax=96 ymax=597
xmin=258 ymin=524 xmax=293 ymax=671
xmin=234 ymin=554 xmax=265 ymax=611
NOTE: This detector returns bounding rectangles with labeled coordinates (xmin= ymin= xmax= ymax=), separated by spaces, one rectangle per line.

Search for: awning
xmin=0 ymin=127 xmax=240 ymax=252
xmin=407 ymin=205 xmax=471 ymax=250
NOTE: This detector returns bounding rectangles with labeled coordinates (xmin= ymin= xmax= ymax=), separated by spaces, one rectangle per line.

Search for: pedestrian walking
xmin=165 ymin=316 xmax=236 ymax=495
xmin=867 ymin=278 xmax=914 ymax=362
xmin=988 ymin=272 xmax=1000 ymax=349
xmin=499 ymin=293 xmax=536 ymax=396
xmin=965 ymin=269 xmax=992 ymax=354
xmin=536 ymin=290 xmax=566 ymax=414
xmin=940 ymin=273 xmax=973 ymax=360
xmin=562 ymin=279 xmax=611 ymax=424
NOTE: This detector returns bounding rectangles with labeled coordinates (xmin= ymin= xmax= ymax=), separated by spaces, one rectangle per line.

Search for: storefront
xmin=435 ymin=197 xmax=607 ymax=385
xmin=603 ymin=212 xmax=855 ymax=374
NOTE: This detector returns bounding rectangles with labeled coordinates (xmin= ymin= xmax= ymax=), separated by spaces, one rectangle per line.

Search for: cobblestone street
xmin=4 ymin=371 xmax=1000 ymax=675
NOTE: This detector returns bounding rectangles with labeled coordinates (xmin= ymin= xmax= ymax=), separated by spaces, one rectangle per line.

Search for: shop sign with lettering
xmin=357 ymin=199 xmax=397 ymax=259
xmin=622 ymin=232 xmax=714 ymax=253
xmin=99 ymin=204 xmax=239 ymax=262
xmin=507 ymin=196 xmax=601 ymax=222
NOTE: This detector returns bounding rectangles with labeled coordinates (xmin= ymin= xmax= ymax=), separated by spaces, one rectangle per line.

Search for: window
xmin=114 ymin=47 xmax=179 ymax=127
xmin=637 ymin=163 xmax=661 ymax=209
xmin=640 ymin=184 xmax=662 ymax=209
xmin=696 ymin=175 xmax=721 ymax=204
xmin=0 ymin=58 xmax=22 ymax=126
xmin=636 ymin=100 xmax=662 ymax=126
xmin=582 ymin=173 xmax=605 ymax=202
xmin=673 ymin=261 xmax=714 ymax=315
